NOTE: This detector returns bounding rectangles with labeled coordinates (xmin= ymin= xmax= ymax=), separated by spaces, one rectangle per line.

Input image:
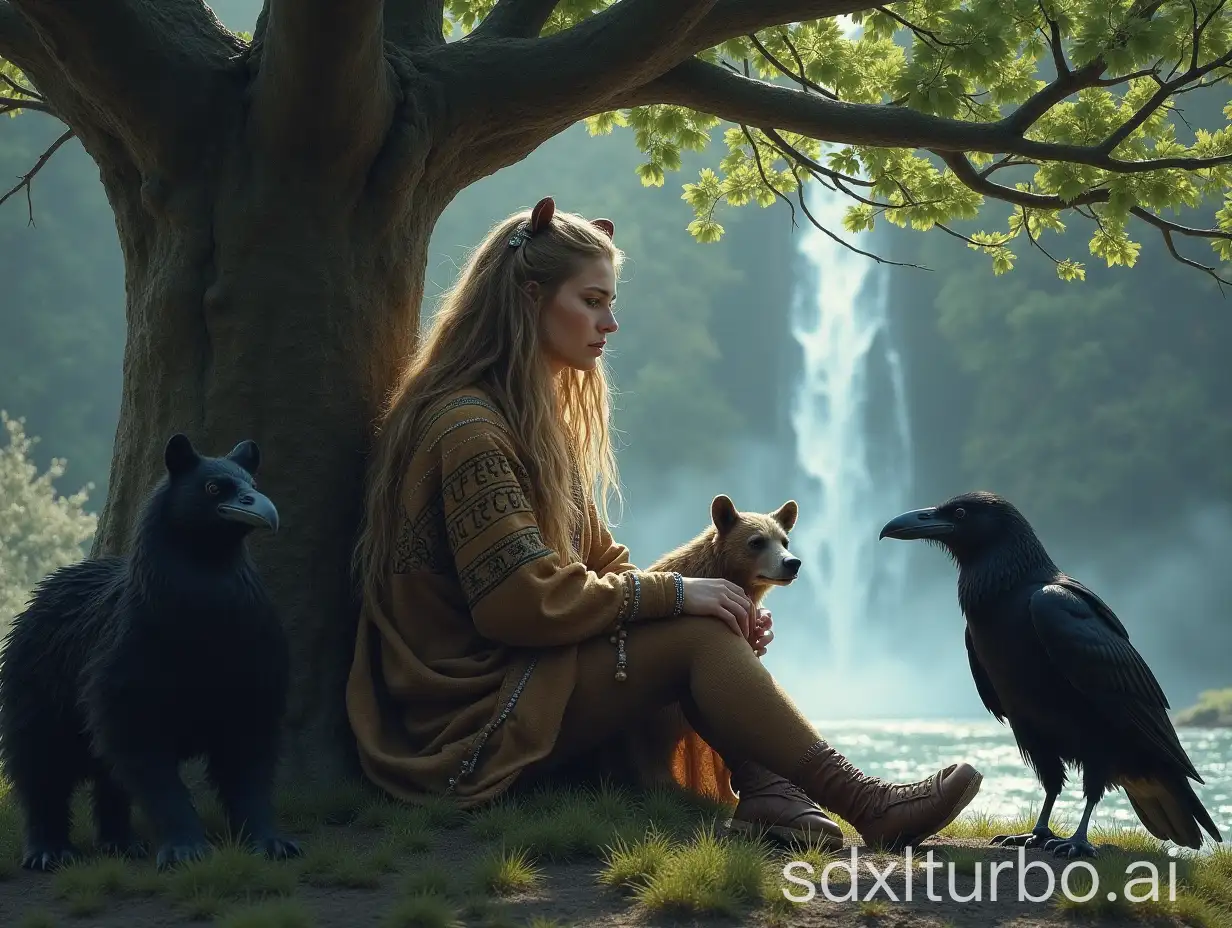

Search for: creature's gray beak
xmin=879 ymin=507 xmax=953 ymax=540
xmin=218 ymin=490 xmax=280 ymax=533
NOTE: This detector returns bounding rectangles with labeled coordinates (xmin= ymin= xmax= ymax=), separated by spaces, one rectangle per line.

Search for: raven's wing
xmin=1028 ymin=582 xmax=1200 ymax=781
xmin=965 ymin=625 xmax=1005 ymax=721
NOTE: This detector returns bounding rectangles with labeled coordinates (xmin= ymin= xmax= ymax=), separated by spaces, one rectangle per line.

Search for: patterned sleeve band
xmin=671 ymin=572 xmax=685 ymax=617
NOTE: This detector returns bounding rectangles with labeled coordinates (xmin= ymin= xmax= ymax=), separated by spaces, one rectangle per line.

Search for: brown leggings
xmin=524 ymin=616 xmax=822 ymax=783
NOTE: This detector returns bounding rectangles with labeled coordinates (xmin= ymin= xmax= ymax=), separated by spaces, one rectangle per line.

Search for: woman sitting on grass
xmin=346 ymin=197 xmax=984 ymax=851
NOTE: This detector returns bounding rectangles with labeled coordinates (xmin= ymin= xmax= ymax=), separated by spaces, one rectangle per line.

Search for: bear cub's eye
xmin=749 ymin=536 xmax=766 ymax=550
xmin=205 ymin=481 xmax=221 ymax=496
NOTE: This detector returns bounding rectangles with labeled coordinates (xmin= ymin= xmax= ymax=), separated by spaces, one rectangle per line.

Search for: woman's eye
xmin=586 ymin=298 xmax=601 ymax=307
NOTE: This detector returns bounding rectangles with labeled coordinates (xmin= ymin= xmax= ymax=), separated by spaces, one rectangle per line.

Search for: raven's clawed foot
xmin=250 ymin=835 xmax=302 ymax=861
xmin=990 ymin=827 xmax=1059 ymax=848
xmin=155 ymin=839 xmax=211 ymax=871
xmin=1044 ymin=836 xmax=1098 ymax=859
xmin=22 ymin=844 xmax=79 ymax=872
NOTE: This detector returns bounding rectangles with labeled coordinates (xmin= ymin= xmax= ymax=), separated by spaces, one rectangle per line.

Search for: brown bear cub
xmin=612 ymin=494 xmax=836 ymax=846
xmin=648 ymin=493 xmax=801 ymax=621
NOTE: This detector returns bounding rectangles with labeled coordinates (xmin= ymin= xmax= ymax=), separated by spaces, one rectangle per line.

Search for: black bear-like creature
xmin=0 ymin=433 xmax=302 ymax=871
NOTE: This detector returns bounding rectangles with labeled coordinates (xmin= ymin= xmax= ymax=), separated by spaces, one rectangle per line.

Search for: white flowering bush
xmin=0 ymin=411 xmax=97 ymax=632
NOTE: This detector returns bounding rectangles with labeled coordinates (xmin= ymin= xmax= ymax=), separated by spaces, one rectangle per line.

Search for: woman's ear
xmin=523 ymin=281 xmax=541 ymax=302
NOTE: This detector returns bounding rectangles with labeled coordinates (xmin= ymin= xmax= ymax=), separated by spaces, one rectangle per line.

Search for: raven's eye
xmin=954 ymin=507 xmax=966 ymax=520
xmin=205 ymin=481 xmax=221 ymax=496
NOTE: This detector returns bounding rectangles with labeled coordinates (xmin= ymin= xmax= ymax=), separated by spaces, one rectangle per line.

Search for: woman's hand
xmin=681 ymin=577 xmax=754 ymax=639
xmin=749 ymin=608 xmax=774 ymax=657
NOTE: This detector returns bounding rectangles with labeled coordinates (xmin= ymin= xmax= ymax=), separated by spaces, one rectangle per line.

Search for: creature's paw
xmin=98 ymin=838 xmax=148 ymax=860
xmin=990 ymin=828 xmax=1059 ymax=848
xmin=22 ymin=844 xmax=79 ymax=872
xmin=1044 ymin=837 xmax=1098 ymax=859
xmin=155 ymin=840 xmax=211 ymax=871
xmin=252 ymin=835 xmax=302 ymax=861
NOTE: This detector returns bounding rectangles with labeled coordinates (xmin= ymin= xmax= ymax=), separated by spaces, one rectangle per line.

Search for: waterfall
xmin=789 ymin=185 xmax=914 ymax=670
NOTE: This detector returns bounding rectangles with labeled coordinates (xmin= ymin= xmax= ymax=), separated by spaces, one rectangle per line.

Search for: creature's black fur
xmin=0 ymin=434 xmax=300 ymax=871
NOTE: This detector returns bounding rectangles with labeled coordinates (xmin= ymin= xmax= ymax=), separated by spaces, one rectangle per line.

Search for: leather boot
xmin=725 ymin=760 xmax=844 ymax=850
xmin=793 ymin=740 xmax=983 ymax=851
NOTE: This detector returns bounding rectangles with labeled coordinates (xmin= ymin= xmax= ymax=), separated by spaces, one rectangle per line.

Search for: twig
xmin=1019 ymin=205 xmax=1063 ymax=267
xmin=747 ymin=32 xmax=838 ymax=99
xmin=874 ymin=5 xmax=963 ymax=51
xmin=0 ymin=128 xmax=74 ymax=224
xmin=739 ymin=123 xmax=797 ymax=229
xmin=1130 ymin=204 xmax=1232 ymax=291
xmin=790 ymin=164 xmax=932 ymax=270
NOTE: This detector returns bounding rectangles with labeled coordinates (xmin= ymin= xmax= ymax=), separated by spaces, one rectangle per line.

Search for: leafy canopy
xmin=5 ymin=0 xmax=1232 ymax=281
xmin=447 ymin=0 xmax=1232 ymax=283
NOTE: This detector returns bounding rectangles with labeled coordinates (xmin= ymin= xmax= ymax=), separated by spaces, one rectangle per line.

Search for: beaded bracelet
xmin=610 ymin=572 xmax=641 ymax=682
xmin=671 ymin=572 xmax=685 ymax=617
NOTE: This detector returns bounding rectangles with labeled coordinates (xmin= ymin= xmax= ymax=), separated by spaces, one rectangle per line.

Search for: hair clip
xmin=591 ymin=218 xmax=614 ymax=239
xmin=509 ymin=196 xmax=557 ymax=248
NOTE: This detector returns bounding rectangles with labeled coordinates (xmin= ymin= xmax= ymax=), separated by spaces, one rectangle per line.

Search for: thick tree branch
xmin=9 ymin=0 xmax=239 ymax=168
xmin=629 ymin=58 xmax=1232 ymax=174
xmin=385 ymin=0 xmax=445 ymax=47
xmin=0 ymin=92 xmax=52 ymax=114
xmin=473 ymin=0 xmax=561 ymax=39
xmin=251 ymin=0 xmax=395 ymax=174
xmin=0 ymin=0 xmax=58 ymax=91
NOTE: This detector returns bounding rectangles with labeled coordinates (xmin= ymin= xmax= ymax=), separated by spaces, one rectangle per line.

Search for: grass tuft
xmin=633 ymin=823 xmax=771 ymax=917
xmin=215 ymin=897 xmax=317 ymax=928
xmin=162 ymin=840 xmax=296 ymax=908
xmin=472 ymin=845 xmax=543 ymax=896
xmin=295 ymin=834 xmax=396 ymax=889
xmin=382 ymin=892 xmax=465 ymax=928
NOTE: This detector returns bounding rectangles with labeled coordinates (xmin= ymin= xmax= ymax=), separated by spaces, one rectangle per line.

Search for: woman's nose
xmin=599 ymin=310 xmax=618 ymax=334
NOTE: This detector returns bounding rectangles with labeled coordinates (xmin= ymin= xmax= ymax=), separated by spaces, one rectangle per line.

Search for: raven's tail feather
xmin=1121 ymin=776 xmax=1222 ymax=849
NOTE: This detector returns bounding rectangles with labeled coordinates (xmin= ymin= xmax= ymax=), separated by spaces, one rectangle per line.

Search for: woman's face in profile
xmin=538 ymin=255 xmax=618 ymax=375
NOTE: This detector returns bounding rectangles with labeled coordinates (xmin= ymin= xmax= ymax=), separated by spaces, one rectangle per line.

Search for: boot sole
xmin=724 ymin=818 xmax=845 ymax=852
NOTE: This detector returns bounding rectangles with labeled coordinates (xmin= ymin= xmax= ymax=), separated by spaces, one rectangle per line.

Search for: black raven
xmin=879 ymin=491 xmax=1222 ymax=859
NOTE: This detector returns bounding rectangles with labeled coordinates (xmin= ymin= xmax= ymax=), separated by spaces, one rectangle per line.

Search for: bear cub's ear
xmin=164 ymin=434 xmax=199 ymax=476
xmin=772 ymin=500 xmax=798 ymax=533
xmin=226 ymin=439 xmax=262 ymax=478
xmin=711 ymin=495 xmax=739 ymax=535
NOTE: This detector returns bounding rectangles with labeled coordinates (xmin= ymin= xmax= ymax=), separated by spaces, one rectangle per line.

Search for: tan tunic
xmin=346 ymin=388 xmax=692 ymax=807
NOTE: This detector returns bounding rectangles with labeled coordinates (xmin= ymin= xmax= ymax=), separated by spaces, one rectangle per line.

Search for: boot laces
xmin=869 ymin=774 xmax=938 ymax=814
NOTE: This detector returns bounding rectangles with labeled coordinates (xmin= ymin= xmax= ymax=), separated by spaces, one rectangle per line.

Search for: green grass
xmin=4 ymin=768 xmax=1231 ymax=926
xmin=215 ymin=898 xmax=317 ymax=928
xmin=472 ymin=845 xmax=543 ymax=896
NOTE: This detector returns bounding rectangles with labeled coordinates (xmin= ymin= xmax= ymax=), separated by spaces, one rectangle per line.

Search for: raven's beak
xmin=879 ymin=507 xmax=954 ymax=540
xmin=218 ymin=490 xmax=280 ymax=533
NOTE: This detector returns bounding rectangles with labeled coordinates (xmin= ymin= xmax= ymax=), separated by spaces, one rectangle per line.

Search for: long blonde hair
xmin=355 ymin=205 xmax=624 ymax=609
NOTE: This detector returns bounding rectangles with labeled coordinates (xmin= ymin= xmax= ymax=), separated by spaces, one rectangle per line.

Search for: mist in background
xmin=3 ymin=0 xmax=1230 ymax=726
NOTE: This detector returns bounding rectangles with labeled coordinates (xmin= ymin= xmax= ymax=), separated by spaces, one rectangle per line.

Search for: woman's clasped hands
xmin=678 ymin=577 xmax=774 ymax=656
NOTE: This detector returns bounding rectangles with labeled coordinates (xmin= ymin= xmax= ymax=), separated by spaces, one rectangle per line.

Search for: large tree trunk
xmin=88 ymin=133 xmax=450 ymax=783
xmin=1 ymin=0 xmax=856 ymax=789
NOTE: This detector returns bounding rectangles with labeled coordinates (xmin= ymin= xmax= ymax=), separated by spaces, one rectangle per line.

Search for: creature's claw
xmin=251 ymin=835 xmax=302 ymax=861
xmin=990 ymin=827 xmax=1059 ymax=848
xmin=1044 ymin=837 xmax=1098 ymax=859
xmin=22 ymin=845 xmax=79 ymax=872
xmin=155 ymin=840 xmax=211 ymax=871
